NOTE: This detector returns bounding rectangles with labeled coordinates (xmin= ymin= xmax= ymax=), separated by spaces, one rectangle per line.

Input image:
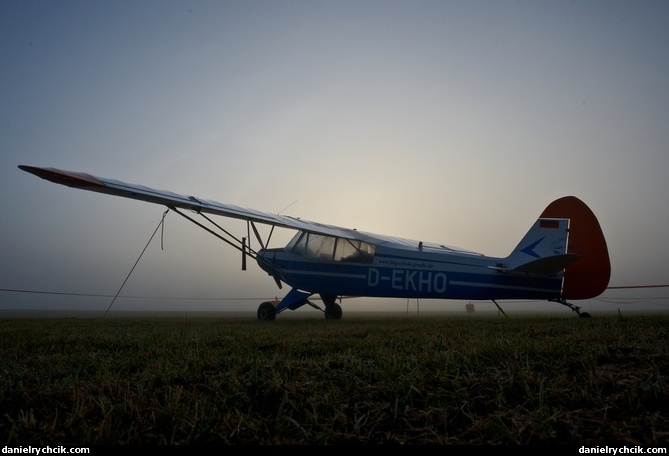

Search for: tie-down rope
xmin=103 ymin=209 xmax=169 ymax=318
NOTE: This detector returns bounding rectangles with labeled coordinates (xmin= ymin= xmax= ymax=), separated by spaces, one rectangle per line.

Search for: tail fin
xmin=500 ymin=196 xmax=610 ymax=300
xmin=504 ymin=217 xmax=579 ymax=276
xmin=540 ymin=196 xmax=611 ymax=300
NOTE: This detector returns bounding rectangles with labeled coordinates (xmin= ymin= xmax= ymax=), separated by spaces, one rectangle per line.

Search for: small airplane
xmin=19 ymin=165 xmax=611 ymax=320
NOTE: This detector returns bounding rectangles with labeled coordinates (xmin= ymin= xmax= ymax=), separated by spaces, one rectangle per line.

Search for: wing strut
xmin=168 ymin=206 xmax=290 ymax=288
xmin=250 ymin=221 xmax=265 ymax=250
xmin=171 ymin=207 xmax=248 ymax=255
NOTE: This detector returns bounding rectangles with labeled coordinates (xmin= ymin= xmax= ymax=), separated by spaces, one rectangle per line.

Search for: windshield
xmin=286 ymin=231 xmax=374 ymax=263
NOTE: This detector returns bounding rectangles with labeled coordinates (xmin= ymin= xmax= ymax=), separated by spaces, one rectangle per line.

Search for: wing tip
xmin=19 ymin=165 xmax=106 ymax=189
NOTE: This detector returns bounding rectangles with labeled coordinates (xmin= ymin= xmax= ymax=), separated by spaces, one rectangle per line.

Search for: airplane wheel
xmin=325 ymin=303 xmax=343 ymax=320
xmin=257 ymin=301 xmax=276 ymax=321
xmin=579 ymin=312 xmax=591 ymax=318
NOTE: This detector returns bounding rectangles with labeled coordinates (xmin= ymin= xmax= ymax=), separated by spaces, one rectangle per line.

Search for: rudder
xmin=540 ymin=196 xmax=610 ymax=300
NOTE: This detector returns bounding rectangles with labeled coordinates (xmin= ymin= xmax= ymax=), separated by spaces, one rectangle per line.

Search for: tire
xmin=257 ymin=301 xmax=276 ymax=321
xmin=324 ymin=302 xmax=343 ymax=320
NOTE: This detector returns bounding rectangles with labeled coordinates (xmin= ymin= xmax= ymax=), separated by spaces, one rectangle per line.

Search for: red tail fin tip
xmin=540 ymin=196 xmax=610 ymax=300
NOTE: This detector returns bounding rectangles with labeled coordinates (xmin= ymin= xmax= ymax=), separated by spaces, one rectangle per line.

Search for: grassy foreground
xmin=1 ymin=313 xmax=667 ymax=445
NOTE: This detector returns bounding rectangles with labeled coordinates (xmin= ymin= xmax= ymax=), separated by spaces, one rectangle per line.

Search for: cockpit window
xmin=307 ymin=234 xmax=336 ymax=260
xmin=287 ymin=232 xmax=374 ymax=263
xmin=287 ymin=231 xmax=307 ymax=256
xmin=334 ymin=238 xmax=374 ymax=263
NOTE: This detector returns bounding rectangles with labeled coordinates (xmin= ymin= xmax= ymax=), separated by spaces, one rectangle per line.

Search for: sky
xmin=2 ymin=0 xmax=669 ymax=316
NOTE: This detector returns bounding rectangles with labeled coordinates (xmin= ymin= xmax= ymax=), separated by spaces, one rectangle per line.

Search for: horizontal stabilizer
xmin=512 ymin=253 xmax=580 ymax=276
xmin=489 ymin=253 xmax=580 ymax=277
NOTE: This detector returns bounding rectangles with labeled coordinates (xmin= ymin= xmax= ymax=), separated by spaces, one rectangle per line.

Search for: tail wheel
xmin=257 ymin=301 xmax=276 ymax=321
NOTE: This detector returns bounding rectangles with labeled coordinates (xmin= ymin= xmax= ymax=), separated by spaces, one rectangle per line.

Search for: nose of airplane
xmin=255 ymin=248 xmax=286 ymax=289
xmin=255 ymin=248 xmax=281 ymax=276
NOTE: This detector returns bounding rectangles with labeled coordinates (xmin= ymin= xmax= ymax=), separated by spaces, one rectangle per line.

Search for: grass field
xmin=1 ymin=313 xmax=667 ymax=445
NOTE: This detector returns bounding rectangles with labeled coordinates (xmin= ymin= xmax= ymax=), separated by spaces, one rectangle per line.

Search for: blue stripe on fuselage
xmin=265 ymin=256 xmax=561 ymax=301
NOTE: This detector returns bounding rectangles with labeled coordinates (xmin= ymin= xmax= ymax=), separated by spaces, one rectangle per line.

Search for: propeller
xmin=241 ymin=237 xmax=247 ymax=271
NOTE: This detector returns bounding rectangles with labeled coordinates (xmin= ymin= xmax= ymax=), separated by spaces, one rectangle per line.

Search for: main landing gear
xmin=321 ymin=294 xmax=343 ymax=320
xmin=257 ymin=301 xmax=277 ymax=321
xmin=257 ymin=290 xmax=343 ymax=321
xmin=550 ymin=298 xmax=591 ymax=318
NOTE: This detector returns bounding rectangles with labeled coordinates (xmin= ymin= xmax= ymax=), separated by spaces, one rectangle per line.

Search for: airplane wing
xmin=18 ymin=165 xmax=358 ymax=239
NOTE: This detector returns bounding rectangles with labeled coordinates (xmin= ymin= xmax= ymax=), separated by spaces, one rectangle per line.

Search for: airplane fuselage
xmin=257 ymin=232 xmax=563 ymax=302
